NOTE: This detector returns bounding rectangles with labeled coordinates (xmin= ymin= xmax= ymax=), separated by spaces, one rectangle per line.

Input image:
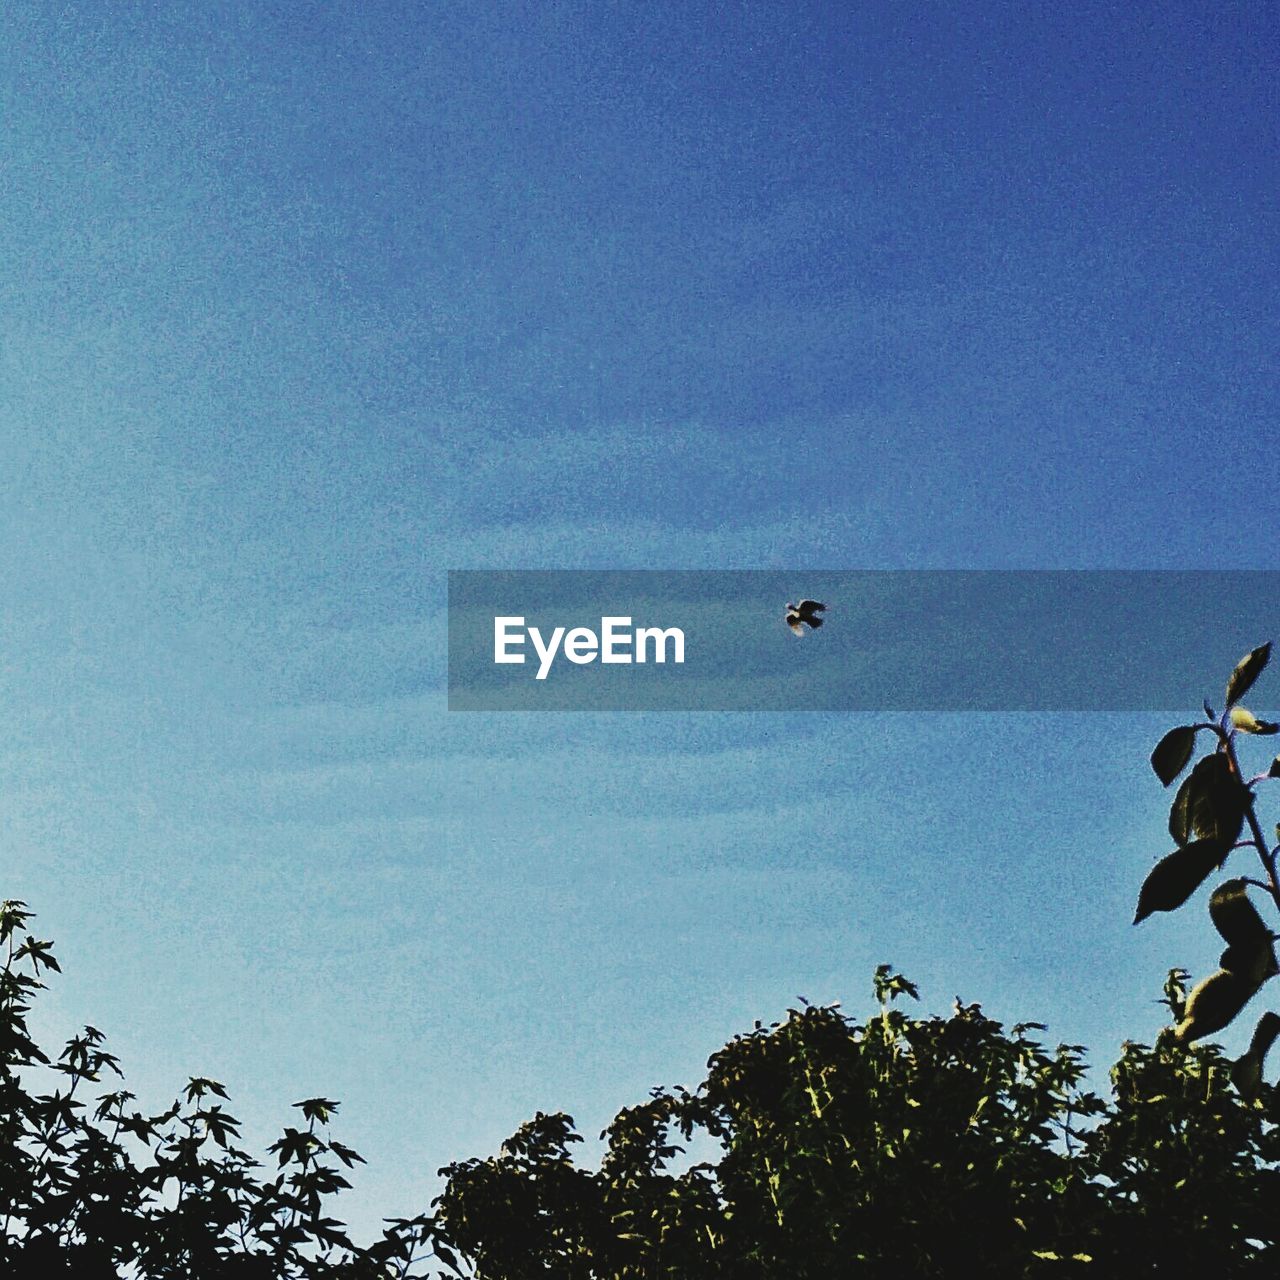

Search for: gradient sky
xmin=3 ymin=0 xmax=1280 ymax=1239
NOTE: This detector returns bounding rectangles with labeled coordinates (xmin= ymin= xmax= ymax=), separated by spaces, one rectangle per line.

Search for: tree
xmin=7 ymin=645 xmax=1280 ymax=1274
xmin=429 ymin=640 xmax=1280 ymax=1276
xmin=433 ymin=975 xmax=1280 ymax=1277
xmin=0 ymin=900 xmax=440 ymax=1278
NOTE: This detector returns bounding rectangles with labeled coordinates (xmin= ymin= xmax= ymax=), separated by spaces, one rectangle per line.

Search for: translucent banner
xmin=447 ymin=570 xmax=1280 ymax=711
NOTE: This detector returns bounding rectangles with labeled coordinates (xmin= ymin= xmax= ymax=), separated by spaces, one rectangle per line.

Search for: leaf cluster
xmin=7 ymin=900 xmax=1280 ymax=1276
xmin=1137 ymin=645 xmax=1280 ymax=1068
xmin=0 ymin=901 xmax=441 ymax=1279
xmin=11 ymin=645 xmax=1280 ymax=1275
xmin=434 ymin=974 xmax=1280 ymax=1278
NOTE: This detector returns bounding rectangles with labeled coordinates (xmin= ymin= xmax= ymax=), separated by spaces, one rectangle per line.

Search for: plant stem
xmin=1223 ymin=731 xmax=1280 ymax=909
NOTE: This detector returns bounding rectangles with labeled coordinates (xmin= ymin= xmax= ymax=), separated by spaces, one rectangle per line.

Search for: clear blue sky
xmin=3 ymin=0 xmax=1279 ymax=1239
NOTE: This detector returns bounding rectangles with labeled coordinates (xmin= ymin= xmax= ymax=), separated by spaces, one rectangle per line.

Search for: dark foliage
xmin=433 ymin=972 xmax=1280 ymax=1278
xmin=0 ymin=901 xmax=438 ymax=1278
xmin=9 ymin=644 xmax=1280 ymax=1275
xmin=1136 ymin=643 xmax=1280 ymax=1055
xmin=8 ymin=912 xmax=1280 ymax=1277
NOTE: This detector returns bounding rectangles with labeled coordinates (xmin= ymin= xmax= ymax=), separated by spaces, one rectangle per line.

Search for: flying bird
xmin=785 ymin=599 xmax=826 ymax=636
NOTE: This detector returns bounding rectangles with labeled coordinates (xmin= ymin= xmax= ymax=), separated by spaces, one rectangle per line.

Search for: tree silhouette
xmin=6 ymin=646 xmax=1280 ymax=1274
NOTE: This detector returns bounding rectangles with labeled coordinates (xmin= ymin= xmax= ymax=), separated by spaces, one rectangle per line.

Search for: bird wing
xmin=797 ymin=600 xmax=826 ymax=613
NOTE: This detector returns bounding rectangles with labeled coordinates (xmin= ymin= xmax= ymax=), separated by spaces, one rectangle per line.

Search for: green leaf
xmin=1162 ymin=967 xmax=1191 ymax=1021
xmin=1168 ymin=753 xmax=1248 ymax=847
xmin=1230 ymin=706 xmax=1280 ymax=735
xmin=872 ymin=965 xmax=919 ymax=1005
xmin=1150 ymin=726 xmax=1198 ymax=786
xmin=434 ymin=1242 xmax=463 ymax=1274
xmin=1226 ymin=642 xmax=1271 ymax=708
xmin=1210 ymin=880 xmax=1264 ymax=946
xmin=1215 ymin=883 xmax=1280 ymax=986
xmin=294 ymin=1097 xmax=341 ymax=1124
xmin=1231 ymin=1010 xmax=1280 ymax=1098
xmin=1133 ymin=839 xmax=1228 ymax=923
xmin=1174 ymin=967 xmax=1260 ymax=1043
xmin=1218 ymin=939 xmax=1280 ymax=984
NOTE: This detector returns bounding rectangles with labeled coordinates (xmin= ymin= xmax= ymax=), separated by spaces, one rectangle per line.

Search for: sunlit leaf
xmin=1230 ymin=706 xmax=1280 ymax=735
xmin=1174 ymin=967 xmax=1260 ymax=1043
xmin=1227 ymin=642 xmax=1271 ymax=708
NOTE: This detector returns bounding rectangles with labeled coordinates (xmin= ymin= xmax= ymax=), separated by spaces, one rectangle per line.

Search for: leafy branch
xmin=1136 ymin=643 xmax=1280 ymax=1083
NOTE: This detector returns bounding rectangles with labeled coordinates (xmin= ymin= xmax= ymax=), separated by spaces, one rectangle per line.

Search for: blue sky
xmin=3 ymin=0 xmax=1280 ymax=1238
